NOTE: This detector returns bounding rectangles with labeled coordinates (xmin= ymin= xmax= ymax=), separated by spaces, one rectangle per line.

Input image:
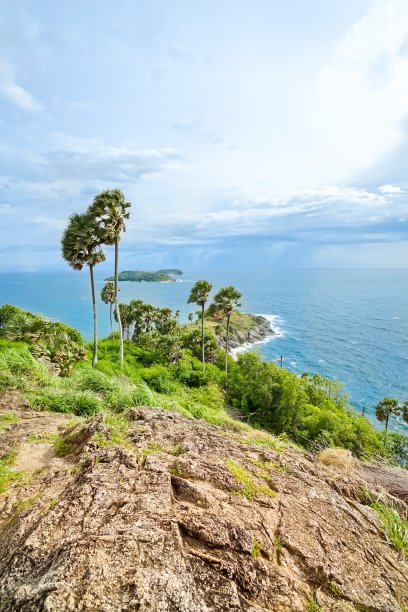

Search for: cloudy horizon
xmin=0 ymin=0 xmax=407 ymax=271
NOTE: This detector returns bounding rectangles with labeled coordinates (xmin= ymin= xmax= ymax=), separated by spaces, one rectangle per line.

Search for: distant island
xmin=105 ymin=269 xmax=183 ymax=282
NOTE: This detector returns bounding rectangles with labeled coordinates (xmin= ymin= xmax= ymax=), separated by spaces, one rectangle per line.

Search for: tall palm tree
xmin=61 ymin=213 xmax=105 ymax=368
xmin=88 ymin=189 xmax=131 ymax=367
xmin=375 ymin=397 xmax=400 ymax=443
xmin=101 ymin=281 xmax=115 ymax=335
xmin=188 ymin=280 xmax=212 ymax=370
xmin=212 ymin=286 xmax=242 ymax=381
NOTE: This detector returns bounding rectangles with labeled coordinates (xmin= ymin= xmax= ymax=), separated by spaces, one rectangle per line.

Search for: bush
xmin=28 ymin=388 xmax=103 ymax=416
xmin=0 ymin=346 xmax=50 ymax=390
xmin=137 ymin=364 xmax=179 ymax=394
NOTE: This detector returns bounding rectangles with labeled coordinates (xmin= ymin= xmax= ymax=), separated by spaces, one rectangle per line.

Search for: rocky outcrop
xmin=217 ymin=314 xmax=274 ymax=351
xmin=0 ymin=405 xmax=407 ymax=611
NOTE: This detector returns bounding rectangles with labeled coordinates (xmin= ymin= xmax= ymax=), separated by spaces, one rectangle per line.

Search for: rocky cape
xmin=216 ymin=314 xmax=275 ymax=351
xmin=0 ymin=395 xmax=407 ymax=611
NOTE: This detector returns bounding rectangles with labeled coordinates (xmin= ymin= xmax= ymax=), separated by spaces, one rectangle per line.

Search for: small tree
xmin=212 ymin=286 xmax=242 ymax=381
xmin=188 ymin=280 xmax=212 ymax=370
xmin=375 ymin=397 xmax=400 ymax=442
xmin=188 ymin=313 xmax=194 ymax=324
xmin=88 ymin=189 xmax=131 ymax=367
xmin=101 ymin=281 xmax=115 ymax=335
xmin=61 ymin=213 xmax=105 ymax=367
xmin=402 ymin=400 xmax=408 ymax=425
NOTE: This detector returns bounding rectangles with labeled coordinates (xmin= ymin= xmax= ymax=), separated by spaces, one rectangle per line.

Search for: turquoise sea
xmin=0 ymin=268 xmax=407 ymax=434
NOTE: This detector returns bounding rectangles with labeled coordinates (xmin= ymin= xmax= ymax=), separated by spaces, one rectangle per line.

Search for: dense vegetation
xmin=0 ymin=303 xmax=407 ymax=467
xmin=106 ymin=270 xmax=182 ymax=282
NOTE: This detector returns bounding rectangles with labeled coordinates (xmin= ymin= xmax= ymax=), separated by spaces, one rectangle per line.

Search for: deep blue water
xmin=0 ymin=268 xmax=407 ymax=434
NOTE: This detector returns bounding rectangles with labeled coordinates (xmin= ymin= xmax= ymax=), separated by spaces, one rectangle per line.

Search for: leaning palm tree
xmin=188 ymin=280 xmax=212 ymax=370
xmin=61 ymin=213 xmax=105 ymax=367
xmin=88 ymin=189 xmax=131 ymax=367
xmin=375 ymin=397 xmax=400 ymax=443
xmin=101 ymin=281 xmax=115 ymax=335
xmin=212 ymin=286 xmax=242 ymax=381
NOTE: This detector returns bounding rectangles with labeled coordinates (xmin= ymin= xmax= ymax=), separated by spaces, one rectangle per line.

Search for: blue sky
xmin=0 ymin=0 xmax=407 ymax=270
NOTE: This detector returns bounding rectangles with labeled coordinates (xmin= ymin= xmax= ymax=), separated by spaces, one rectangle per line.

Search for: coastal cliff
xmin=210 ymin=312 xmax=275 ymax=352
xmin=0 ymin=400 xmax=407 ymax=611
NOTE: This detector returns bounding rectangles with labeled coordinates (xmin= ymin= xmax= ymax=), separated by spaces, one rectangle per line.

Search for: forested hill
xmin=105 ymin=269 xmax=183 ymax=282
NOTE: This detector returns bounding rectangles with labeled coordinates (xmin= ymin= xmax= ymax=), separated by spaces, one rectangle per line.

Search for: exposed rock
xmin=0 ymin=406 xmax=407 ymax=611
xmin=217 ymin=314 xmax=274 ymax=351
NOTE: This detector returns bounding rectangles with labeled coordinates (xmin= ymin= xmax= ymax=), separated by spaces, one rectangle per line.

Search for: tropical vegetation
xmin=0 ymin=302 xmax=407 ymax=468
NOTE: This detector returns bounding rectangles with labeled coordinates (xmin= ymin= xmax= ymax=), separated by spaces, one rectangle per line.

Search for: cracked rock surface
xmin=0 ymin=406 xmax=407 ymax=611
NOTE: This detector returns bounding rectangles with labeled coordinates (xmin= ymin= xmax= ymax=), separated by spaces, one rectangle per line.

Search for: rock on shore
xmin=217 ymin=314 xmax=274 ymax=351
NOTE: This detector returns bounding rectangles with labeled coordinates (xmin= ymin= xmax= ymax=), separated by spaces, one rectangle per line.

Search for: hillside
xmin=0 ymin=397 xmax=407 ymax=611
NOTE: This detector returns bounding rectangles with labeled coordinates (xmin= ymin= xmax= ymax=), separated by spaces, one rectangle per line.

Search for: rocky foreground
xmin=0 ymin=401 xmax=407 ymax=611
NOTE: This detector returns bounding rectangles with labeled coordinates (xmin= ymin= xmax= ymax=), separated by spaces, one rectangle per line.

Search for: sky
xmin=0 ymin=0 xmax=407 ymax=271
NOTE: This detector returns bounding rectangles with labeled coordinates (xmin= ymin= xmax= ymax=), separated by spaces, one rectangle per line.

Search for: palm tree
xmin=402 ymin=400 xmax=408 ymax=425
xmin=188 ymin=280 xmax=212 ymax=370
xmin=61 ymin=213 xmax=105 ymax=368
xmin=375 ymin=397 xmax=400 ymax=442
xmin=188 ymin=313 xmax=194 ymax=324
xmin=88 ymin=189 xmax=131 ymax=367
xmin=212 ymin=286 xmax=242 ymax=380
xmin=101 ymin=281 xmax=115 ymax=335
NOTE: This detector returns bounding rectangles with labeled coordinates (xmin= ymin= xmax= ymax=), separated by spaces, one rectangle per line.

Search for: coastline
xmin=225 ymin=313 xmax=283 ymax=358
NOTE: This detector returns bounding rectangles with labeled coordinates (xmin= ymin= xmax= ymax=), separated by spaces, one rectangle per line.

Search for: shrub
xmin=27 ymin=388 xmax=103 ymax=416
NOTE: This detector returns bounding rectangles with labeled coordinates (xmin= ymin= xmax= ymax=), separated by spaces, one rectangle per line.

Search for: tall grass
xmin=371 ymin=500 xmax=408 ymax=558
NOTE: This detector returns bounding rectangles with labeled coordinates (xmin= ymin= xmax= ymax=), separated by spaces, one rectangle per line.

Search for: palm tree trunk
xmin=89 ymin=264 xmax=98 ymax=368
xmin=114 ymin=239 xmax=124 ymax=367
xmin=109 ymin=303 xmax=113 ymax=335
xmin=225 ymin=314 xmax=230 ymax=383
xmin=201 ymin=303 xmax=205 ymax=371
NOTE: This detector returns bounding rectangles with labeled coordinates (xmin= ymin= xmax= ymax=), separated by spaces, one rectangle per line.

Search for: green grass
xmin=0 ymin=449 xmax=24 ymax=493
xmin=27 ymin=388 xmax=103 ymax=416
xmin=225 ymin=458 xmax=276 ymax=500
xmin=248 ymin=457 xmax=288 ymax=473
xmin=371 ymin=501 xmax=408 ymax=558
xmin=251 ymin=537 xmax=262 ymax=558
xmin=140 ymin=441 xmax=166 ymax=455
xmin=307 ymin=596 xmax=321 ymax=612
xmin=362 ymin=487 xmax=408 ymax=558
xmin=0 ymin=412 xmax=20 ymax=423
xmin=93 ymin=414 xmax=131 ymax=449
xmin=11 ymin=496 xmax=38 ymax=514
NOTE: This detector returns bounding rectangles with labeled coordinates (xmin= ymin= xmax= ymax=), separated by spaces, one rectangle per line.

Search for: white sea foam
xmin=230 ymin=313 xmax=285 ymax=359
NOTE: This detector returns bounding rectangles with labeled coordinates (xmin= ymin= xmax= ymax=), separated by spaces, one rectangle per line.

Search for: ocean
xmin=0 ymin=268 xmax=407 ymax=434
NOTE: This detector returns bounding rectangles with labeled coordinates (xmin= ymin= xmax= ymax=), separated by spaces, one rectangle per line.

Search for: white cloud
xmin=379 ymin=184 xmax=403 ymax=193
xmin=315 ymin=0 xmax=408 ymax=181
xmin=0 ymin=61 xmax=42 ymax=111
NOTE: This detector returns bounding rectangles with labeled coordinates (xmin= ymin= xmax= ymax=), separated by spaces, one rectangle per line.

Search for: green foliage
xmin=106 ymin=270 xmax=176 ymax=282
xmin=27 ymin=388 xmax=103 ymax=416
xmin=54 ymin=436 xmax=74 ymax=457
xmin=0 ymin=346 xmax=50 ymax=390
xmin=383 ymin=432 xmax=408 ymax=468
xmin=307 ymin=596 xmax=321 ymax=612
xmin=251 ymin=537 xmax=262 ymax=558
xmin=225 ymin=458 xmax=276 ymax=500
xmin=93 ymin=414 xmax=131 ymax=448
xmin=0 ymin=411 xmax=19 ymax=424
xmin=228 ymin=352 xmax=385 ymax=459
xmin=0 ymin=305 xmax=85 ymax=376
xmin=362 ymin=488 xmax=408 ymax=557
xmin=371 ymin=500 xmax=408 ymax=558
xmin=0 ymin=450 xmax=23 ymax=493
xmin=375 ymin=397 xmax=400 ymax=432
